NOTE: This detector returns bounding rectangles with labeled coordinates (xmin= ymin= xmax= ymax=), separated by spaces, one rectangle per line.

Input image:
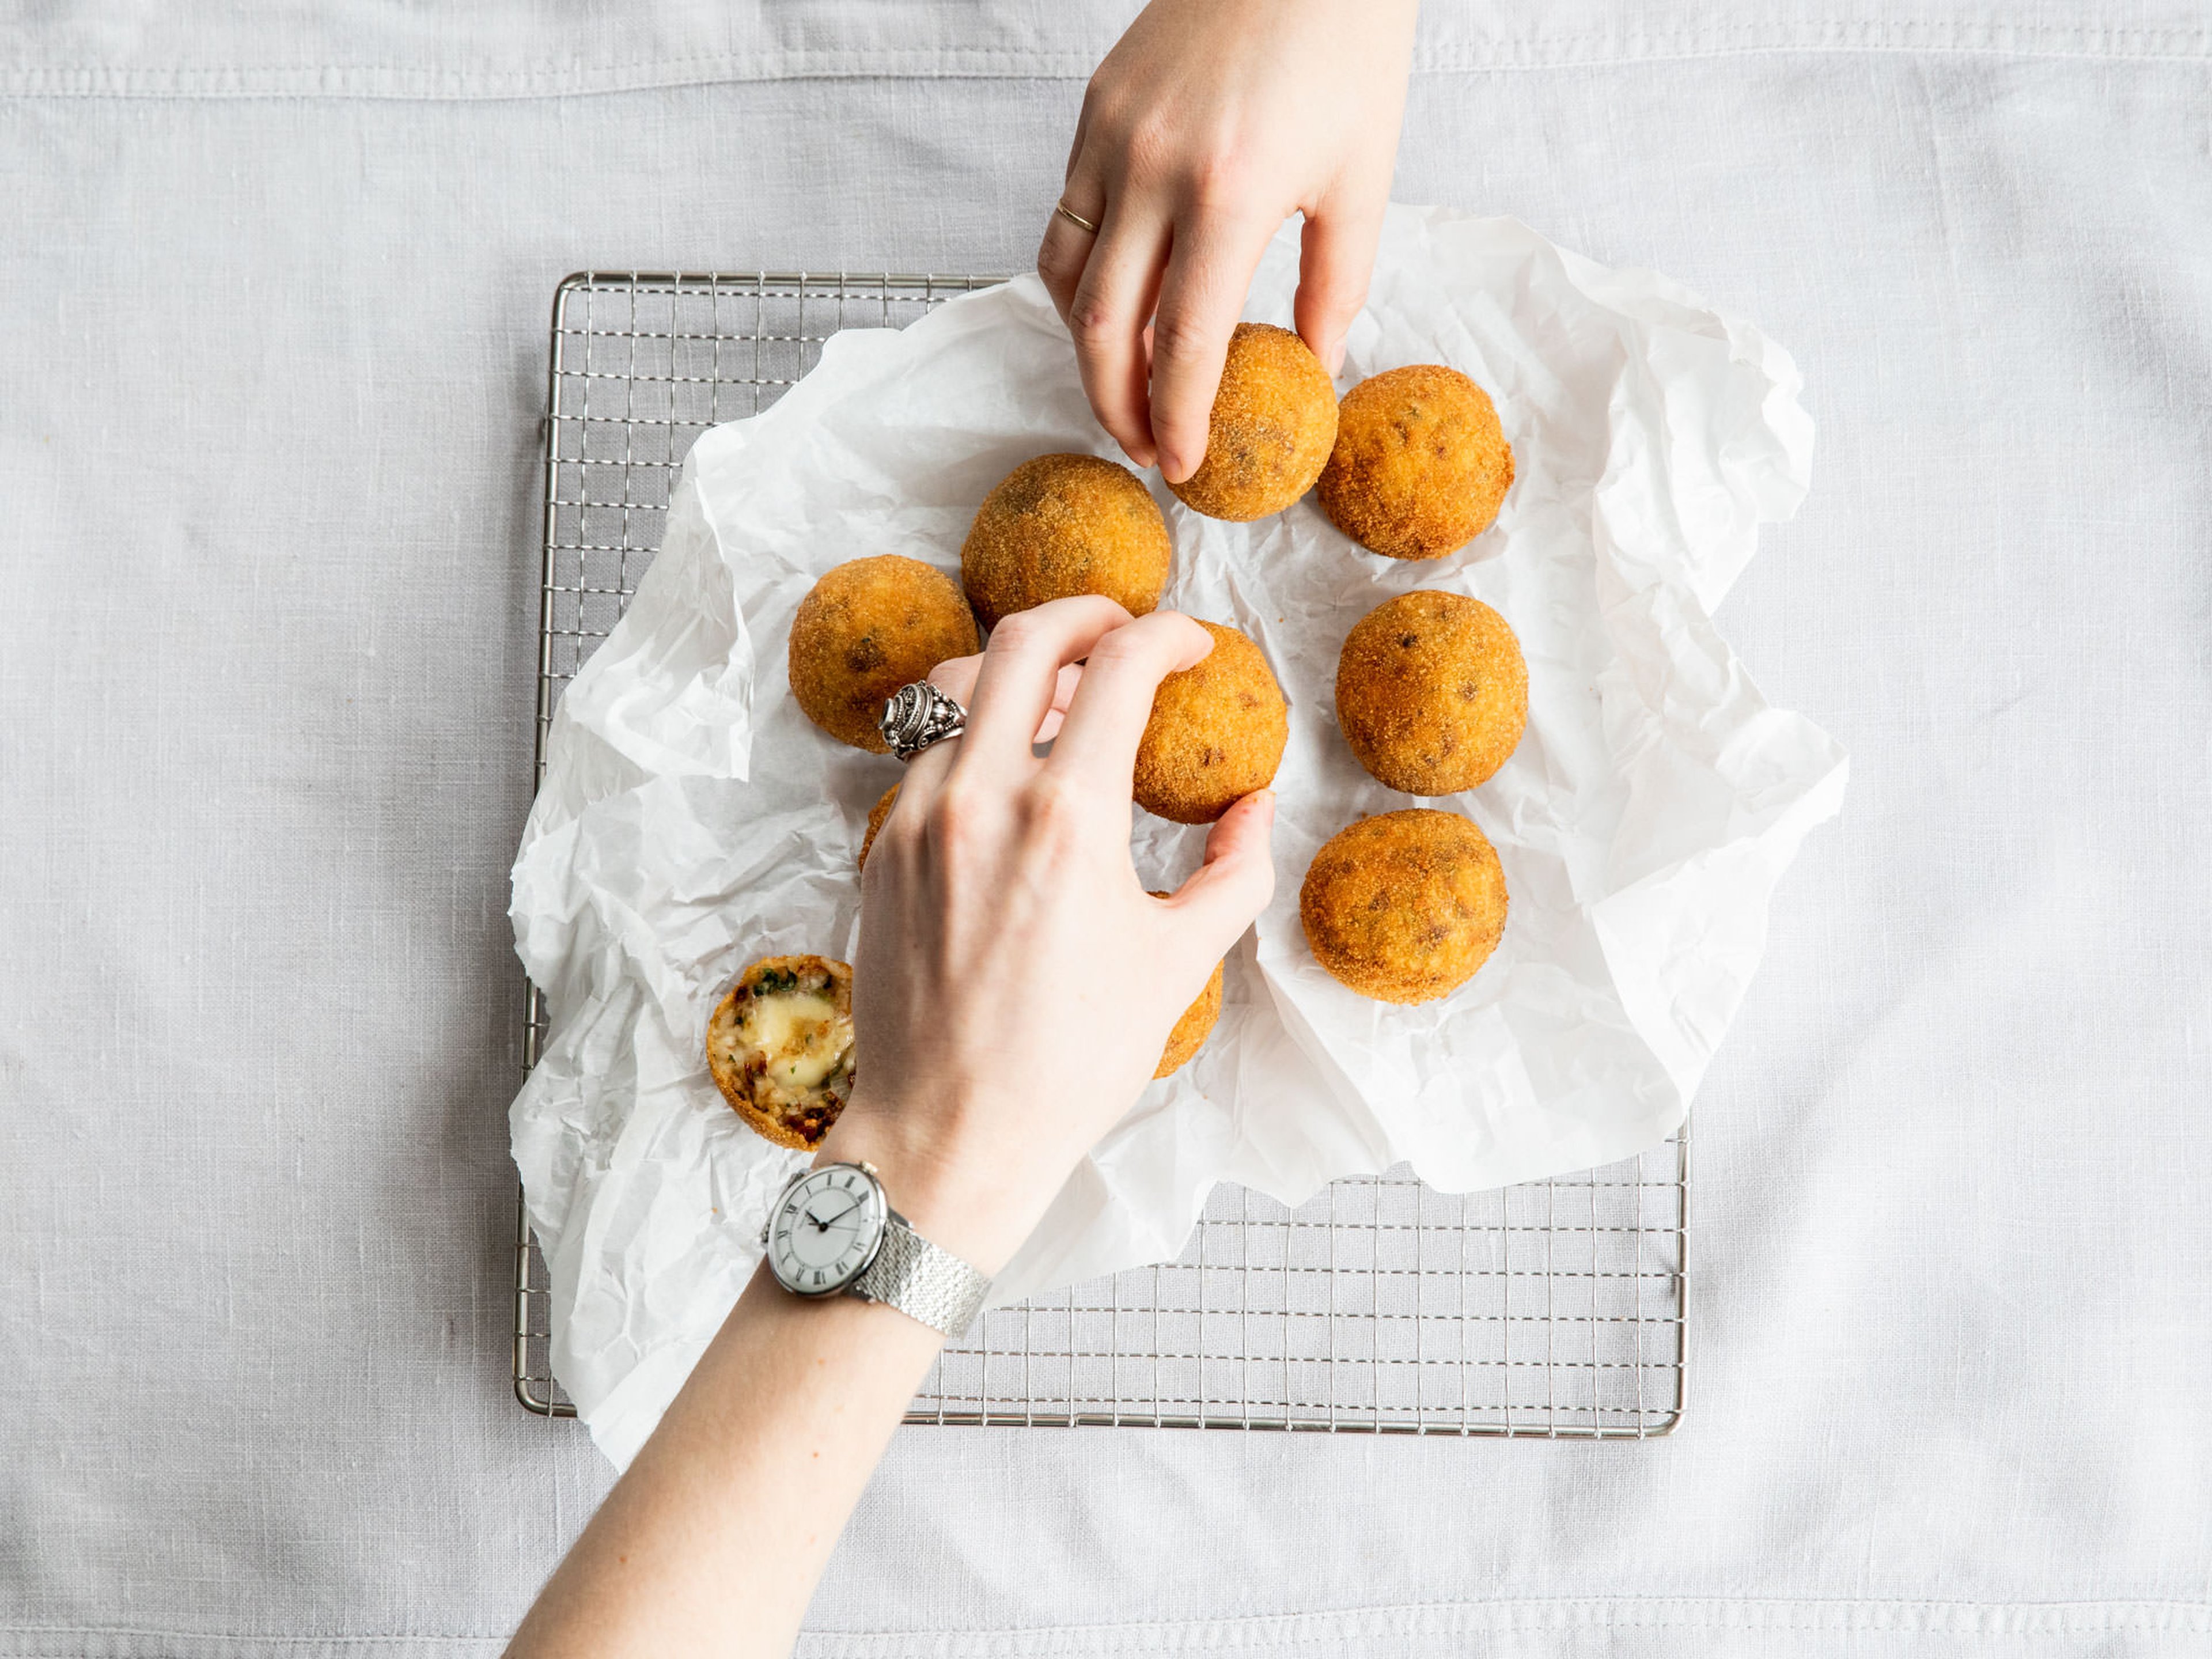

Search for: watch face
xmin=766 ymin=1164 xmax=887 ymax=1296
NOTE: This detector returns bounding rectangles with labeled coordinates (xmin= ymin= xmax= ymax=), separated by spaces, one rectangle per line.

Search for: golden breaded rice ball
xmin=1299 ymin=809 xmax=1508 ymax=1004
xmin=706 ymin=955 xmax=855 ymax=1150
xmin=1335 ymin=591 xmax=1527 ymax=796
xmin=1147 ymin=892 xmax=1226 ymax=1078
xmin=789 ymin=555 xmax=979 ymax=752
xmin=1319 ymin=365 xmax=1514 ymax=560
xmin=1166 ymin=323 xmax=1339 ymax=522
xmin=961 ymin=453 xmax=1171 ymax=630
xmin=1132 ymin=619 xmax=1289 ymax=824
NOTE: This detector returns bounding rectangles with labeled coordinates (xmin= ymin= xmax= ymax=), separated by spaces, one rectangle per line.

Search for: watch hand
xmin=801 ymin=1206 xmax=832 ymax=1233
xmin=813 ymin=1196 xmax=860 ymax=1229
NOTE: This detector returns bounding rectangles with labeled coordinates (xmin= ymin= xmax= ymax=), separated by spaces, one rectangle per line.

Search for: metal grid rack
xmin=516 ymin=271 xmax=1687 ymax=1436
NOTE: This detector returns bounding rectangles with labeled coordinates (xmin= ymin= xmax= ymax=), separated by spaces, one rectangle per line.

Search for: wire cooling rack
xmin=516 ymin=271 xmax=1687 ymax=1435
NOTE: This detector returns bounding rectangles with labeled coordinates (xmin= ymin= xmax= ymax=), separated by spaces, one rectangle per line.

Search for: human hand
xmin=1036 ymin=0 xmax=1419 ymax=484
xmin=820 ymin=596 xmax=1276 ymax=1275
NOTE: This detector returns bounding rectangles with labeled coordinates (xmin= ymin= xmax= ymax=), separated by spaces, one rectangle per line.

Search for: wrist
xmin=815 ymin=1090 xmax=1054 ymax=1278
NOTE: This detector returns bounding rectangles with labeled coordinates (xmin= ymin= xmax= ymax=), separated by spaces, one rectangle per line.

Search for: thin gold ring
xmin=1053 ymin=200 xmax=1100 ymax=236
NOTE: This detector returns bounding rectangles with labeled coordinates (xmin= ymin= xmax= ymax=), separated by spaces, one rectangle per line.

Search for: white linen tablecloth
xmin=2 ymin=3 xmax=2207 ymax=1654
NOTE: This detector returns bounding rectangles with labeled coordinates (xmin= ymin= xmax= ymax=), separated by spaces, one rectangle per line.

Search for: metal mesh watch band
xmin=850 ymin=1211 xmax=991 ymax=1338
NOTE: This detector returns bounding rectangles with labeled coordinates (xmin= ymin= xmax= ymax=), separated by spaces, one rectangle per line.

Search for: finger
xmin=1293 ymin=197 xmax=1385 ymax=377
xmin=1032 ymin=661 xmax=1084 ymax=744
xmin=1067 ymin=197 xmax=1172 ymax=469
xmin=926 ymin=653 xmax=982 ymax=704
xmin=902 ymin=649 xmax=1085 ymax=800
xmin=959 ymin=596 xmax=1134 ymax=769
xmin=1037 ymin=147 xmax=1105 ymax=327
xmin=946 ymin=655 xmax=1083 ymax=744
xmin=891 ymin=653 xmax=983 ymax=801
xmin=1063 ymin=89 xmax=1092 ymax=184
xmin=1146 ymin=213 xmax=1272 ymax=484
xmin=1162 ymin=787 xmax=1278 ymax=954
xmin=1045 ymin=609 xmax=1213 ymax=789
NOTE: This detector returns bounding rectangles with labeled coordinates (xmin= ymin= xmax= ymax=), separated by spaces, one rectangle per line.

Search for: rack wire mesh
xmin=516 ymin=271 xmax=1687 ymax=1435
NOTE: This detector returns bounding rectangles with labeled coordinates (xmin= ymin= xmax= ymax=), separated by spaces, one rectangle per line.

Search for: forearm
xmin=505 ymin=1266 xmax=944 ymax=1659
xmin=507 ymin=444 xmax=1278 ymax=1659
xmin=506 ymin=1062 xmax=1111 ymax=1659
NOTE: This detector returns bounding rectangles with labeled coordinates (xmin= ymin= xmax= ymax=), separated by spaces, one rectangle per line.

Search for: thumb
xmin=1293 ymin=198 xmax=1384 ymax=376
xmin=1164 ymin=788 xmax=1277 ymax=957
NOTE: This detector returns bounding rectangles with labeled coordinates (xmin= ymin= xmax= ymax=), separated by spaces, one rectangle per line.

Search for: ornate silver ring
xmin=879 ymin=680 xmax=968 ymax=762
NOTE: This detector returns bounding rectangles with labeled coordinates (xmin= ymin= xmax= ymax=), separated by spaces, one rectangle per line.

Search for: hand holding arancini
xmin=1131 ymin=618 xmax=1290 ymax=824
xmin=1300 ymin=809 xmax=1508 ymax=1004
xmin=865 ymin=817 xmax=1222 ymax=1074
xmin=1031 ymin=0 xmax=1416 ymax=486
xmin=961 ymin=453 xmax=1171 ymax=630
xmin=1319 ymin=365 xmax=1513 ymax=560
xmin=1335 ymin=590 xmax=1528 ymax=797
xmin=1165 ymin=324 xmax=1339 ymax=522
xmin=832 ymin=596 xmax=1275 ymax=1280
xmin=788 ymin=555 xmax=980 ymax=752
xmin=517 ymin=7 xmax=1423 ymax=1649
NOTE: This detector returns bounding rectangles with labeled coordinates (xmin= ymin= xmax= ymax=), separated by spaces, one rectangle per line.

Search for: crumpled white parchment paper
xmin=509 ymin=207 xmax=1848 ymax=1468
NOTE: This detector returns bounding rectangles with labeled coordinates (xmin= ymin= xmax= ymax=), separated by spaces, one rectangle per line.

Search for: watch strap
xmin=849 ymin=1211 xmax=990 ymax=1338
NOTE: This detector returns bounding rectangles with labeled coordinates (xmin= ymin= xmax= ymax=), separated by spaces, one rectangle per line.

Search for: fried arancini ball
xmin=1299 ymin=810 xmax=1508 ymax=1005
xmin=961 ymin=453 xmax=1171 ymax=630
xmin=857 ymin=782 xmax=899 ymax=873
xmin=1166 ymin=323 xmax=1339 ymax=522
xmin=1148 ymin=891 xmax=1226 ymax=1078
xmin=706 ymin=955 xmax=855 ymax=1150
xmin=1335 ymin=591 xmax=1528 ymax=796
xmin=1131 ymin=620 xmax=1289 ymax=824
xmin=1319 ymin=365 xmax=1514 ymax=560
xmin=789 ymin=556 xmax=979 ymax=752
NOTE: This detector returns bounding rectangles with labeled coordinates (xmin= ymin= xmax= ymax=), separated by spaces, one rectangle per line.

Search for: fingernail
xmin=1255 ymin=789 xmax=1275 ymax=821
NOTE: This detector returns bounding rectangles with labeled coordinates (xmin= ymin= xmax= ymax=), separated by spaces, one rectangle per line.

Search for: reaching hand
xmin=822 ymin=596 xmax=1276 ymax=1275
xmin=1035 ymin=0 xmax=1420 ymax=483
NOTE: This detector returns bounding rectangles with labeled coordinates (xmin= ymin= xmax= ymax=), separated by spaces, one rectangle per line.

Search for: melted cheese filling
xmin=742 ymin=988 xmax=850 ymax=1091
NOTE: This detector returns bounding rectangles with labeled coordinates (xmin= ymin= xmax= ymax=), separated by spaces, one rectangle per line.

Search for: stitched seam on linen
xmin=0 ymin=1637 xmax=502 ymax=1654
xmin=0 ymin=1635 xmax=503 ymax=1656
xmin=9 ymin=1600 xmax=2212 ymax=1656
xmin=1 ymin=20 xmax=2209 ymax=101
xmin=785 ymin=1598 xmax=2212 ymax=1656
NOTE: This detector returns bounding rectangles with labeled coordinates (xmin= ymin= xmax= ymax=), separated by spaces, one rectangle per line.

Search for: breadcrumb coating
xmin=962 ymin=453 xmax=1170 ymax=629
xmin=1299 ymin=809 xmax=1508 ymax=1005
xmin=789 ymin=556 xmax=979 ymax=752
xmin=1335 ymin=591 xmax=1527 ymax=796
xmin=1166 ymin=323 xmax=1339 ymax=522
xmin=1319 ymin=365 xmax=1513 ymax=560
xmin=1132 ymin=619 xmax=1289 ymax=824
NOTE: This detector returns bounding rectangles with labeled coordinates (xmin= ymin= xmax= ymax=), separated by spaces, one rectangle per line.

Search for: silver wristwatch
xmin=759 ymin=1161 xmax=991 ymax=1338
